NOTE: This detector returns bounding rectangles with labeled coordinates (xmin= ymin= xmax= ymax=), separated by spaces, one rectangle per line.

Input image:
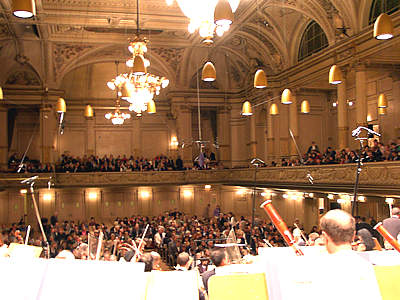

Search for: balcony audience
xmin=4 ymin=138 xmax=400 ymax=172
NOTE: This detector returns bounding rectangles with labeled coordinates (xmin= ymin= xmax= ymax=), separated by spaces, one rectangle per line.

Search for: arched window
xmin=298 ymin=21 xmax=328 ymax=62
xmin=369 ymin=0 xmax=400 ymax=24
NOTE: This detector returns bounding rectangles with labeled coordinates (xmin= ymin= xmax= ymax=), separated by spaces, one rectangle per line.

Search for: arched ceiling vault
xmin=0 ymin=0 xmax=390 ymax=92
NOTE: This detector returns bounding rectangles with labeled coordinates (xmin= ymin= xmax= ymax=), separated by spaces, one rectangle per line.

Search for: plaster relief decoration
xmin=6 ymin=70 xmax=41 ymax=86
xmin=151 ymin=47 xmax=185 ymax=72
xmin=53 ymin=43 xmax=94 ymax=75
xmin=0 ymin=24 xmax=10 ymax=37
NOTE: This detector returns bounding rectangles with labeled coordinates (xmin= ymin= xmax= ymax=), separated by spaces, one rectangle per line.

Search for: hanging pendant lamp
xmin=329 ymin=65 xmax=343 ymax=85
xmin=0 ymin=87 xmax=3 ymax=100
xmin=241 ymin=101 xmax=252 ymax=116
xmin=281 ymin=89 xmax=292 ymax=104
xmin=84 ymin=105 xmax=94 ymax=118
xmin=214 ymin=0 xmax=234 ymax=27
xmin=377 ymin=93 xmax=388 ymax=108
xmin=254 ymin=69 xmax=267 ymax=88
xmin=378 ymin=107 xmax=387 ymax=115
xmin=269 ymin=103 xmax=279 ymax=115
xmin=301 ymin=100 xmax=310 ymax=114
xmin=147 ymin=99 xmax=156 ymax=114
xmin=56 ymin=97 xmax=66 ymax=113
xmin=12 ymin=0 xmax=36 ymax=19
xmin=202 ymin=62 xmax=216 ymax=82
xmin=132 ymin=55 xmax=147 ymax=75
xmin=374 ymin=13 xmax=394 ymax=40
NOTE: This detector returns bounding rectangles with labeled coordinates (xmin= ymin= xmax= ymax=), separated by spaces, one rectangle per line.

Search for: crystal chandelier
xmin=167 ymin=0 xmax=240 ymax=44
xmin=107 ymin=0 xmax=169 ymax=116
xmin=105 ymin=99 xmax=131 ymax=125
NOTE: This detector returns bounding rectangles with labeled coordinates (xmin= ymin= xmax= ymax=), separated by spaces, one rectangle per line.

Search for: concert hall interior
xmin=1 ymin=0 xmax=400 ymax=299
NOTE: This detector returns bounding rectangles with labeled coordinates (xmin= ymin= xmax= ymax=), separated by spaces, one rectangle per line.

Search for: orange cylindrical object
xmin=374 ymin=222 xmax=400 ymax=253
xmin=261 ymin=200 xmax=304 ymax=256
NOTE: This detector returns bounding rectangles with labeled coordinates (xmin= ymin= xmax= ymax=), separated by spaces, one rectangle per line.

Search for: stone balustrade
xmin=1 ymin=162 xmax=400 ymax=193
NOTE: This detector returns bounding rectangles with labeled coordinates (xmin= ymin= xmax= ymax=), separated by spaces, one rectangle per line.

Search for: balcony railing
xmin=1 ymin=162 xmax=400 ymax=193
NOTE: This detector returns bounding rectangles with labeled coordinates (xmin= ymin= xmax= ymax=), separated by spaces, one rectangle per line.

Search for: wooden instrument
xmin=260 ymin=200 xmax=304 ymax=256
xmin=374 ymin=222 xmax=400 ymax=253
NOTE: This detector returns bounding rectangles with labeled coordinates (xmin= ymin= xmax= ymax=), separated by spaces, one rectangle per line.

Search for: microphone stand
xmin=351 ymin=127 xmax=381 ymax=216
xmin=21 ymin=176 xmax=50 ymax=258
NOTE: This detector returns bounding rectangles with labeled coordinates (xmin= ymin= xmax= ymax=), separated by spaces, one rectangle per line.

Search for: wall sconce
xmin=20 ymin=189 xmax=27 ymax=194
xmin=88 ymin=192 xmax=98 ymax=201
xmin=170 ymin=136 xmax=179 ymax=149
xmin=204 ymin=185 xmax=211 ymax=191
xmin=236 ymin=189 xmax=245 ymax=196
xmin=327 ymin=194 xmax=334 ymax=200
xmin=43 ymin=193 xmax=52 ymax=201
xmin=140 ymin=191 xmax=150 ymax=199
xmin=183 ymin=190 xmax=193 ymax=198
xmin=358 ymin=196 xmax=366 ymax=202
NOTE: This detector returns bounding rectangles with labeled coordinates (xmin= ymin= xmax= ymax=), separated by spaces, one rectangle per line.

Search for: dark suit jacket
xmin=201 ymin=269 xmax=216 ymax=293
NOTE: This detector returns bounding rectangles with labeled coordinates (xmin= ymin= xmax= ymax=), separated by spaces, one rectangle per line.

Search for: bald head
xmin=320 ymin=209 xmax=355 ymax=245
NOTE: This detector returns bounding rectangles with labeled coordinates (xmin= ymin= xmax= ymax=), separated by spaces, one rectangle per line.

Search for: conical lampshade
xmin=214 ymin=0 xmax=234 ymax=26
xmin=329 ymin=65 xmax=343 ymax=85
xmin=202 ymin=62 xmax=216 ymax=82
xmin=56 ymin=97 xmax=66 ymax=113
xmin=281 ymin=89 xmax=292 ymax=104
xmin=84 ymin=105 xmax=94 ymax=118
xmin=241 ymin=101 xmax=252 ymax=116
xmin=0 ymin=87 xmax=3 ymax=100
xmin=301 ymin=100 xmax=310 ymax=114
xmin=120 ymin=83 xmax=131 ymax=99
xmin=378 ymin=93 xmax=388 ymax=108
xmin=12 ymin=0 xmax=36 ymax=19
xmin=254 ymin=69 xmax=267 ymax=88
xmin=132 ymin=55 xmax=146 ymax=75
xmin=378 ymin=107 xmax=387 ymax=115
xmin=374 ymin=13 xmax=394 ymax=40
xmin=270 ymin=103 xmax=279 ymax=115
xmin=147 ymin=99 xmax=156 ymax=114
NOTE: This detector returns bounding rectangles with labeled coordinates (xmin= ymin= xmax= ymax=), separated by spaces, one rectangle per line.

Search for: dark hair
xmin=209 ymin=248 xmax=226 ymax=267
xmin=177 ymin=252 xmax=190 ymax=267
xmin=320 ymin=209 xmax=355 ymax=245
xmin=357 ymin=229 xmax=375 ymax=251
xmin=138 ymin=253 xmax=153 ymax=272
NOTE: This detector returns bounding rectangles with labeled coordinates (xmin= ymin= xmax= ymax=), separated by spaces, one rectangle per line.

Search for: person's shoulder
xmin=201 ymin=269 xmax=216 ymax=279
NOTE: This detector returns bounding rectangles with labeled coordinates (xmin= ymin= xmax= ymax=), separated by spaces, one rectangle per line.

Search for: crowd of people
xmin=4 ymin=138 xmax=400 ymax=173
xmin=0 ymin=210 xmax=290 ymax=267
xmin=1 ymin=205 xmax=394 ymax=268
xmin=5 ymin=151 xmax=220 ymax=173
xmin=277 ymin=139 xmax=400 ymax=167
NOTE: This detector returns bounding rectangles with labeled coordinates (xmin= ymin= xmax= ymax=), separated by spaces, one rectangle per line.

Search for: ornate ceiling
xmin=0 ymin=0 xmax=397 ymax=98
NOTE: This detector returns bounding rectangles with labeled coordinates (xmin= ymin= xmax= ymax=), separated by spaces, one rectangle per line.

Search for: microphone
xmin=251 ymin=158 xmax=265 ymax=166
xmin=352 ymin=126 xmax=381 ymax=137
xmin=21 ymin=175 xmax=38 ymax=184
